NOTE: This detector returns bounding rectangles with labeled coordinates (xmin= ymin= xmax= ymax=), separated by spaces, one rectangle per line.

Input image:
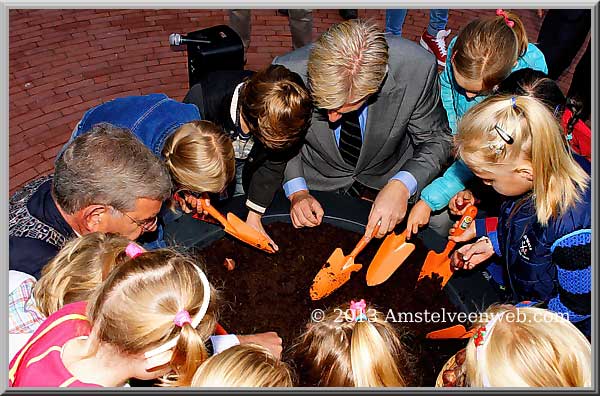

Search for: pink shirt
xmin=9 ymin=301 xmax=101 ymax=388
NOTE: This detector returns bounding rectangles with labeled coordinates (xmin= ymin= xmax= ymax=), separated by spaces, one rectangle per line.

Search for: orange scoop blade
xmin=426 ymin=324 xmax=474 ymax=339
xmin=417 ymin=249 xmax=454 ymax=288
xmin=225 ymin=213 xmax=276 ymax=253
xmin=310 ymin=248 xmax=362 ymax=300
xmin=366 ymin=230 xmax=415 ymax=286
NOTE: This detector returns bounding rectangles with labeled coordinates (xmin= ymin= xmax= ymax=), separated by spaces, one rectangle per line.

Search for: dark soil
xmin=196 ymin=222 xmax=467 ymax=387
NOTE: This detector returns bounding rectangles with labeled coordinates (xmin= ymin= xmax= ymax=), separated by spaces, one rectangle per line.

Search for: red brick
xmin=9 ymin=143 xmax=46 ymax=164
xmin=19 ymin=111 xmax=63 ymax=131
xmin=9 ymin=109 xmax=44 ymax=127
xmin=10 ymin=168 xmax=41 ymax=192
xmin=12 ymin=154 xmax=45 ymax=175
xmin=34 ymin=160 xmax=56 ymax=175
xmin=41 ymin=96 xmax=83 ymax=115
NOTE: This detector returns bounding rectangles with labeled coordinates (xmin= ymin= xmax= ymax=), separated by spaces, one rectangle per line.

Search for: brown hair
xmin=163 ymin=120 xmax=235 ymax=193
xmin=307 ymin=19 xmax=389 ymax=109
xmin=191 ymin=344 xmax=294 ymax=387
xmin=464 ymin=304 xmax=591 ymax=386
xmin=452 ymin=10 xmax=528 ymax=92
xmin=239 ymin=65 xmax=312 ymax=151
xmin=455 ymin=95 xmax=589 ymax=225
xmin=86 ymin=250 xmax=219 ymax=387
xmin=34 ymin=233 xmax=132 ymax=317
xmin=293 ymin=303 xmax=412 ymax=387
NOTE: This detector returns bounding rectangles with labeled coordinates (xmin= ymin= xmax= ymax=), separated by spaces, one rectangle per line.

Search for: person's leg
xmin=427 ymin=208 xmax=453 ymax=238
xmin=385 ymin=9 xmax=407 ymax=36
xmin=536 ymin=9 xmax=590 ymax=80
xmin=426 ymin=9 xmax=448 ymax=36
xmin=287 ymin=9 xmax=313 ymax=50
xmin=229 ymin=9 xmax=252 ymax=53
xmin=567 ymin=41 xmax=591 ymax=121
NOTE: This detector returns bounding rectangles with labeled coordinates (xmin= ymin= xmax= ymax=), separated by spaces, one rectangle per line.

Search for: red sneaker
xmin=420 ymin=29 xmax=451 ymax=67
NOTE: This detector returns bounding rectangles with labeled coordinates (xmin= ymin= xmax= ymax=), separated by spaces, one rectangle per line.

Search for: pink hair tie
xmin=174 ymin=310 xmax=192 ymax=327
xmin=350 ymin=299 xmax=367 ymax=322
xmin=125 ymin=242 xmax=144 ymax=259
xmin=496 ymin=9 xmax=515 ymax=28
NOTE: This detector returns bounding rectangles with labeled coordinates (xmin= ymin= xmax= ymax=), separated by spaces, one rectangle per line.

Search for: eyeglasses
xmin=120 ymin=211 xmax=158 ymax=231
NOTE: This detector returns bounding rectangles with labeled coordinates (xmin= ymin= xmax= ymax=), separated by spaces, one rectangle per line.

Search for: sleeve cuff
xmin=283 ymin=177 xmax=308 ymax=198
xmin=246 ymin=199 xmax=266 ymax=214
xmin=391 ymin=171 xmax=418 ymax=197
xmin=210 ymin=334 xmax=240 ymax=354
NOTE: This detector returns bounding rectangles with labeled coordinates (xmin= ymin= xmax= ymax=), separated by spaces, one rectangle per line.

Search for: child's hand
xmin=237 ymin=332 xmax=283 ymax=359
xmin=450 ymin=239 xmax=494 ymax=271
xmin=174 ymin=191 xmax=208 ymax=215
xmin=406 ymin=200 xmax=432 ymax=240
xmin=448 ymin=190 xmax=475 ymax=215
xmin=448 ymin=218 xmax=476 ymax=243
xmin=246 ymin=211 xmax=279 ymax=252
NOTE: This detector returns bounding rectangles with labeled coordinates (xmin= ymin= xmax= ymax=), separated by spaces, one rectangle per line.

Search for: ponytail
xmin=499 ymin=10 xmax=528 ymax=56
xmin=351 ymin=321 xmax=406 ymax=387
xmin=166 ymin=322 xmax=211 ymax=386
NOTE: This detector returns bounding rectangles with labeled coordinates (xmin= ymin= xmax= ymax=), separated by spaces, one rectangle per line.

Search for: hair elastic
xmin=496 ymin=9 xmax=515 ymax=28
xmin=350 ymin=299 xmax=368 ymax=322
xmin=510 ymin=96 xmax=517 ymax=109
xmin=473 ymin=311 xmax=506 ymax=387
xmin=125 ymin=242 xmax=144 ymax=259
xmin=144 ymin=264 xmax=211 ymax=358
xmin=173 ymin=310 xmax=192 ymax=327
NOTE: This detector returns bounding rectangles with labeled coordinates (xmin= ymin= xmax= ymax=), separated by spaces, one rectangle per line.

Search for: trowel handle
xmin=200 ymin=197 xmax=228 ymax=226
xmin=450 ymin=205 xmax=478 ymax=238
xmin=350 ymin=223 xmax=381 ymax=258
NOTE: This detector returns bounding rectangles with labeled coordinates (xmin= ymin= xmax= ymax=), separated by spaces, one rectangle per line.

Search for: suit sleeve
xmin=399 ymin=59 xmax=453 ymax=199
xmin=245 ymin=158 xmax=287 ymax=213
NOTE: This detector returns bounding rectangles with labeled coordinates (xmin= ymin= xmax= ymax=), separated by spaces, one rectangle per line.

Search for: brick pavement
xmin=8 ymin=9 xmax=586 ymax=193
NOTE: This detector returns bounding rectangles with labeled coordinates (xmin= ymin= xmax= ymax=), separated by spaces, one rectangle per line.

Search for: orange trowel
xmin=417 ymin=205 xmax=478 ymax=288
xmin=199 ymin=198 xmax=276 ymax=254
xmin=310 ymin=223 xmax=381 ymax=300
xmin=366 ymin=230 xmax=415 ymax=286
xmin=426 ymin=324 xmax=474 ymax=339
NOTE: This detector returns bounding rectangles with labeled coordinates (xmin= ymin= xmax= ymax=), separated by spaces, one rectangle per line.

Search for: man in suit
xmin=273 ymin=19 xmax=452 ymax=239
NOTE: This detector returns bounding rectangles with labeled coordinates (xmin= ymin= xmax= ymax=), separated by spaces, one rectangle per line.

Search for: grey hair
xmin=53 ymin=123 xmax=173 ymax=214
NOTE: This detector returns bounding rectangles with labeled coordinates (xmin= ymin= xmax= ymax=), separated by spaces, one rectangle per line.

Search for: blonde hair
xmin=465 ymin=304 xmax=591 ymax=387
xmin=239 ymin=65 xmax=312 ymax=151
xmin=293 ymin=303 xmax=411 ymax=387
xmin=191 ymin=344 xmax=294 ymax=387
xmin=162 ymin=120 xmax=235 ymax=193
xmin=455 ymin=95 xmax=589 ymax=226
xmin=86 ymin=250 xmax=219 ymax=387
xmin=34 ymin=232 xmax=131 ymax=317
xmin=308 ymin=19 xmax=388 ymax=109
xmin=453 ymin=10 xmax=528 ymax=92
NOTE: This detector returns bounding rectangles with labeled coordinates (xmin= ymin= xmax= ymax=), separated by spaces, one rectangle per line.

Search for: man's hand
xmin=365 ymin=180 xmax=410 ymax=239
xmin=450 ymin=239 xmax=494 ymax=271
xmin=289 ymin=190 xmax=324 ymax=228
xmin=448 ymin=190 xmax=475 ymax=216
xmin=406 ymin=200 xmax=432 ymax=240
xmin=246 ymin=211 xmax=279 ymax=251
xmin=237 ymin=332 xmax=283 ymax=359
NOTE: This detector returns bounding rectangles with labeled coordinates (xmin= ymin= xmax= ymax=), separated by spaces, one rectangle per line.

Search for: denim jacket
xmin=421 ymin=37 xmax=548 ymax=210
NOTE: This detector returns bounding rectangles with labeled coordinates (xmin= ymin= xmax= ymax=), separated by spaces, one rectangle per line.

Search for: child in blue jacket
xmin=406 ymin=9 xmax=547 ymax=237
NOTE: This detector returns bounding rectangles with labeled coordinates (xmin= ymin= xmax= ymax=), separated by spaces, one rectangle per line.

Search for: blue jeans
xmin=385 ymin=9 xmax=448 ymax=36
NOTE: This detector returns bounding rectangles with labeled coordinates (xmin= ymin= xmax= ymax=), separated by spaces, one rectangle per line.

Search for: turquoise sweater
xmin=421 ymin=37 xmax=547 ymax=210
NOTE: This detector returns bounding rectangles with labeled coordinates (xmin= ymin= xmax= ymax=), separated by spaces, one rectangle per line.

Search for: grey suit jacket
xmin=273 ymin=35 xmax=452 ymax=201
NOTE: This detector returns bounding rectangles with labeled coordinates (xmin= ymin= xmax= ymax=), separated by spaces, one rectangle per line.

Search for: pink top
xmin=9 ymin=301 xmax=101 ymax=388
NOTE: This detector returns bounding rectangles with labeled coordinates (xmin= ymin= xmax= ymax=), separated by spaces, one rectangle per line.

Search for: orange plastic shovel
xmin=426 ymin=324 xmax=474 ymax=339
xmin=310 ymin=223 xmax=381 ymax=300
xmin=417 ymin=205 xmax=478 ymax=288
xmin=199 ymin=199 xmax=276 ymax=254
xmin=366 ymin=230 xmax=415 ymax=286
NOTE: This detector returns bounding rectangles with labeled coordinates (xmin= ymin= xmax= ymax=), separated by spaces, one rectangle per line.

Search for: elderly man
xmin=9 ymin=123 xmax=172 ymax=279
xmin=273 ymin=19 xmax=453 ymax=239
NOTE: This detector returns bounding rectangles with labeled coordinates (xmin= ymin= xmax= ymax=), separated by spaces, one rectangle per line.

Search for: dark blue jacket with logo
xmin=476 ymin=155 xmax=591 ymax=335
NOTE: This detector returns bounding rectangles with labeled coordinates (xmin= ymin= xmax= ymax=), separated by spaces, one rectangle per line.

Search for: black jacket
xmin=183 ymin=70 xmax=298 ymax=213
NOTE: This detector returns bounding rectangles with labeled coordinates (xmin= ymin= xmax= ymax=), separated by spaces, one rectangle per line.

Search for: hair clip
xmin=553 ymin=104 xmax=561 ymax=117
xmin=350 ymin=299 xmax=367 ymax=322
xmin=173 ymin=309 xmax=192 ymax=327
xmin=493 ymin=124 xmax=514 ymax=145
xmin=496 ymin=9 xmax=515 ymax=28
xmin=474 ymin=311 xmax=507 ymax=387
xmin=125 ymin=242 xmax=144 ymax=259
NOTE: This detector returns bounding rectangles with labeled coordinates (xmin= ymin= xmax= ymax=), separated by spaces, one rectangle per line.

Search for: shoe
xmin=420 ymin=29 xmax=451 ymax=67
xmin=339 ymin=9 xmax=358 ymax=20
xmin=277 ymin=9 xmax=289 ymax=16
